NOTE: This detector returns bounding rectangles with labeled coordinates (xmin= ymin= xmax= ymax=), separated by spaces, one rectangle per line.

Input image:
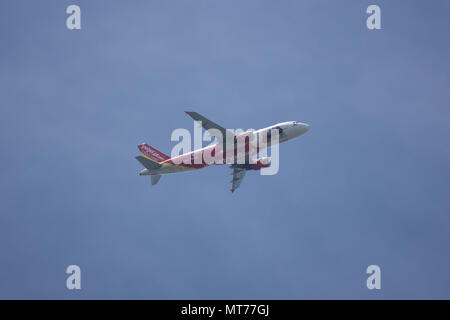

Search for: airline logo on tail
xmin=138 ymin=143 xmax=169 ymax=163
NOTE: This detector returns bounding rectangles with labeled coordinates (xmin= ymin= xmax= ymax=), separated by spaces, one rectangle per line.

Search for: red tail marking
xmin=138 ymin=143 xmax=170 ymax=162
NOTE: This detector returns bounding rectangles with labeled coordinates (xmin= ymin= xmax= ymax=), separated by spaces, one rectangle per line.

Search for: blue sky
xmin=1 ymin=0 xmax=450 ymax=299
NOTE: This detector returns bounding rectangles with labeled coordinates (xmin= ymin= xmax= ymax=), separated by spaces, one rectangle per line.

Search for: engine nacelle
xmin=252 ymin=157 xmax=271 ymax=170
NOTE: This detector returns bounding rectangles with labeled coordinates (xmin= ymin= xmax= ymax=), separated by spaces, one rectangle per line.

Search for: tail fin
xmin=138 ymin=143 xmax=170 ymax=163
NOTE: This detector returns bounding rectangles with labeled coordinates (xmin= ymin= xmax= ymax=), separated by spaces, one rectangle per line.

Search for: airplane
xmin=136 ymin=112 xmax=310 ymax=192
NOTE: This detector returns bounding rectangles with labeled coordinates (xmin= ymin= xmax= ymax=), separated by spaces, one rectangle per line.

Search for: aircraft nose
xmin=302 ymin=123 xmax=310 ymax=132
xmin=296 ymin=122 xmax=309 ymax=134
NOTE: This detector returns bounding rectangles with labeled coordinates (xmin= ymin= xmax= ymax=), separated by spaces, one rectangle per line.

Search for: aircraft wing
xmin=230 ymin=167 xmax=246 ymax=192
xmin=185 ymin=111 xmax=235 ymax=144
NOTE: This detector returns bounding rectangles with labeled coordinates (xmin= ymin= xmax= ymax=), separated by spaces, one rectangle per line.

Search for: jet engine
xmin=252 ymin=157 xmax=271 ymax=170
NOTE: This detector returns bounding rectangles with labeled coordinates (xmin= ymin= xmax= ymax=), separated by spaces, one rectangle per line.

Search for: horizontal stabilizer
xmin=136 ymin=156 xmax=162 ymax=170
xmin=151 ymin=174 xmax=161 ymax=185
